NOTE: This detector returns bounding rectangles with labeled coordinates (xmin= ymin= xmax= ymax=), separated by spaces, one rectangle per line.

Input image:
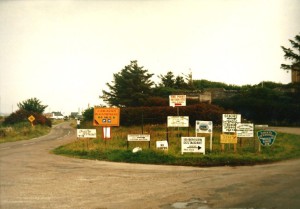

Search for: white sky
xmin=0 ymin=0 xmax=299 ymax=115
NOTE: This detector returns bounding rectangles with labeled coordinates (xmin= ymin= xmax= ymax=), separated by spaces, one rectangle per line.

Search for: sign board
xmin=28 ymin=115 xmax=35 ymax=123
xmin=156 ymin=140 xmax=168 ymax=151
xmin=255 ymin=124 xmax=269 ymax=129
xmin=93 ymin=107 xmax=120 ymax=127
xmin=181 ymin=137 xmax=205 ymax=154
xmin=77 ymin=129 xmax=97 ymax=138
xmin=196 ymin=121 xmax=213 ymax=133
xmin=127 ymin=134 xmax=150 ymax=141
xmin=196 ymin=120 xmax=213 ymax=151
xmin=222 ymin=114 xmax=241 ymax=133
xmin=169 ymin=95 xmax=186 ymax=107
xmin=167 ymin=116 xmax=189 ymax=127
xmin=220 ymin=134 xmax=237 ymax=144
xmin=103 ymin=127 xmax=111 ymax=139
xmin=257 ymin=130 xmax=277 ymax=146
xmin=236 ymin=123 xmax=254 ymax=137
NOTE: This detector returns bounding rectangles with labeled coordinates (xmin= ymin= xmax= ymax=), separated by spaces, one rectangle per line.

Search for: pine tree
xmin=101 ymin=60 xmax=154 ymax=107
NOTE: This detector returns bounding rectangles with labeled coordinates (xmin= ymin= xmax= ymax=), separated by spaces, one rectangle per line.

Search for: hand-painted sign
xmin=257 ymin=130 xmax=277 ymax=146
xmin=167 ymin=116 xmax=189 ymax=127
xmin=77 ymin=129 xmax=97 ymax=138
xmin=196 ymin=121 xmax=213 ymax=133
xmin=220 ymin=134 xmax=237 ymax=144
xmin=236 ymin=123 xmax=254 ymax=137
xmin=169 ymin=95 xmax=186 ymax=107
xmin=93 ymin=107 xmax=120 ymax=127
xmin=222 ymin=114 xmax=241 ymax=133
xmin=181 ymin=137 xmax=205 ymax=154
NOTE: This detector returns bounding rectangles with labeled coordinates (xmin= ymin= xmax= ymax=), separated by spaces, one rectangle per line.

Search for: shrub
xmin=120 ymin=103 xmax=230 ymax=126
xmin=3 ymin=109 xmax=52 ymax=127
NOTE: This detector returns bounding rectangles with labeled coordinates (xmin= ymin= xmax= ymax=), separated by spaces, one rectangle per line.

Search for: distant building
xmin=45 ymin=112 xmax=64 ymax=119
xmin=183 ymin=88 xmax=238 ymax=104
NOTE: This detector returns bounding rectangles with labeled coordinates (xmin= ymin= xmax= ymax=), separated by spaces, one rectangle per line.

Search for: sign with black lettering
xmin=222 ymin=114 xmax=241 ymax=133
xmin=181 ymin=137 xmax=205 ymax=154
xmin=156 ymin=140 xmax=168 ymax=151
xmin=77 ymin=129 xmax=97 ymax=138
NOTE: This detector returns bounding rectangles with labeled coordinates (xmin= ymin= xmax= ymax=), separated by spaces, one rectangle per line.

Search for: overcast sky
xmin=0 ymin=0 xmax=299 ymax=115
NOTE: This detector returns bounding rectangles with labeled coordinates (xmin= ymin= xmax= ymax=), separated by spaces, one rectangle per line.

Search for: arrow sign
xmin=181 ymin=137 xmax=205 ymax=155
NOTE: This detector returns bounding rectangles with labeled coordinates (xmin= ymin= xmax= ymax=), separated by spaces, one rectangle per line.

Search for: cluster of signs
xmin=221 ymin=114 xmax=277 ymax=147
xmin=76 ymin=95 xmax=277 ymax=154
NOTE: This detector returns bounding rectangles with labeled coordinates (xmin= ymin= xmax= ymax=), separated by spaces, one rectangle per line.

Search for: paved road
xmin=0 ymin=123 xmax=300 ymax=209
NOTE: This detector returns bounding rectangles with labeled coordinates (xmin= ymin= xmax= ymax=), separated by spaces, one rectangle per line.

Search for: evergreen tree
xmin=158 ymin=71 xmax=175 ymax=88
xmin=101 ymin=60 xmax=154 ymax=107
xmin=281 ymin=33 xmax=300 ymax=72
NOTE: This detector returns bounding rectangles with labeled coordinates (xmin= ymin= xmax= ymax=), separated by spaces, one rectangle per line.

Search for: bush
xmin=120 ymin=103 xmax=230 ymax=126
xmin=3 ymin=109 xmax=52 ymax=127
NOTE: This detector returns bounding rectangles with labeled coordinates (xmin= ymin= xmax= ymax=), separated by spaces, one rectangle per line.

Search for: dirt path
xmin=1 ymin=123 xmax=299 ymax=209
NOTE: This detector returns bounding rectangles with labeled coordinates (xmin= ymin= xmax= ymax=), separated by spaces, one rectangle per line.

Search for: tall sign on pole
xmin=93 ymin=107 xmax=120 ymax=127
xmin=169 ymin=95 xmax=186 ymax=107
xmin=222 ymin=114 xmax=241 ymax=133
xmin=93 ymin=107 xmax=120 ymax=141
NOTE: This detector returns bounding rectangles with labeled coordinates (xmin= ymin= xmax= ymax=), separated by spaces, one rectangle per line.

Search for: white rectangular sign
xmin=196 ymin=121 xmax=213 ymax=133
xmin=77 ymin=129 xmax=97 ymax=138
xmin=103 ymin=127 xmax=111 ymax=139
xmin=181 ymin=137 xmax=205 ymax=154
xmin=167 ymin=116 xmax=189 ymax=127
xmin=169 ymin=95 xmax=186 ymax=107
xmin=156 ymin=140 xmax=168 ymax=151
xmin=222 ymin=114 xmax=241 ymax=133
xmin=236 ymin=123 xmax=254 ymax=137
xmin=127 ymin=134 xmax=150 ymax=141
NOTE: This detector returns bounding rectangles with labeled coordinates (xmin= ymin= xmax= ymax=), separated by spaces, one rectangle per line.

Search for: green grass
xmin=53 ymin=124 xmax=300 ymax=167
xmin=0 ymin=122 xmax=51 ymax=143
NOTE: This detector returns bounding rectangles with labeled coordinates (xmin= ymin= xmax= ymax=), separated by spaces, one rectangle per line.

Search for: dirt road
xmin=0 ymin=123 xmax=299 ymax=209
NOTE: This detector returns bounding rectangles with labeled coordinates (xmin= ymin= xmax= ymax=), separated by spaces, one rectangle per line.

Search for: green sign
xmin=257 ymin=130 xmax=277 ymax=146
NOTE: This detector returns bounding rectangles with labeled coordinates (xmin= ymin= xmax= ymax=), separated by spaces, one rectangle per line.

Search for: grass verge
xmin=0 ymin=122 xmax=51 ymax=143
xmin=53 ymin=125 xmax=300 ymax=167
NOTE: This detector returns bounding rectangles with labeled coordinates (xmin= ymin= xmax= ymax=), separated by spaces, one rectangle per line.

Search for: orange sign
xmin=93 ymin=107 xmax=120 ymax=127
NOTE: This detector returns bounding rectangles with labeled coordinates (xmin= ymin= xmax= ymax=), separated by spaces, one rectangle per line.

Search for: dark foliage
xmin=4 ymin=109 xmax=52 ymax=127
xmin=17 ymin=97 xmax=48 ymax=114
xmin=214 ymin=85 xmax=300 ymax=126
xmin=120 ymin=103 xmax=230 ymax=126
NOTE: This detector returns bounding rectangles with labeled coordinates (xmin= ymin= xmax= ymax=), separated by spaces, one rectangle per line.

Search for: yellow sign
xmin=220 ymin=134 xmax=237 ymax=144
xmin=93 ymin=107 xmax=120 ymax=127
xmin=28 ymin=115 xmax=35 ymax=123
